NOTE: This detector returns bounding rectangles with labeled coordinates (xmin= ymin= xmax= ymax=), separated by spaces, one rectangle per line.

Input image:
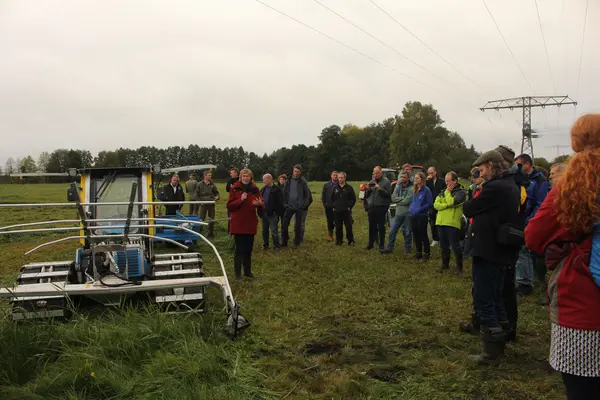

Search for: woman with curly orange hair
xmin=525 ymin=113 xmax=600 ymax=399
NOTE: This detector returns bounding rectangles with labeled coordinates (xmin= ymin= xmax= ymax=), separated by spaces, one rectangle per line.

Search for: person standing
xmin=226 ymin=168 xmax=239 ymax=235
xmin=282 ymin=165 xmax=310 ymax=248
xmin=330 ymin=171 xmax=356 ymax=246
xmin=322 ymin=171 xmax=339 ymax=241
xmin=525 ymin=113 xmax=600 ymax=399
xmin=260 ymin=173 xmax=284 ymax=250
xmin=227 ymin=169 xmax=263 ymax=280
xmin=408 ymin=172 xmax=433 ymax=260
xmin=380 ymin=171 xmax=413 ymax=254
xmin=463 ymin=150 xmax=520 ymax=366
xmin=364 ymin=166 xmax=392 ymax=250
xmin=549 ymin=163 xmax=566 ymax=186
xmin=299 ymin=188 xmax=313 ymax=243
xmin=185 ymin=173 xmax=199 ymax=215
xmin=514 ymin=153 xmax=551 ymax=296
xmin=426 ymin=166 xmax=446 ymax=247
xmin=434 ymin=171 xmax=466 ymax=273
xmin=162 ymin=174 xmax=185 ymax=215
xmin=195 ymin=171 xmax=220 ymax=238
xmin=277 ymin=174 xmax=287 ymax=189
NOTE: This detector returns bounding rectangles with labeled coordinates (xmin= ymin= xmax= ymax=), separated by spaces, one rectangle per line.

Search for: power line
xmin=534 ymin=0 xmax=556 ymax=93
xmin=311 ymin=0 xmax=472 ymax=97
xmin=575 ymin=0 xmax=589 ymax=100
xmin=253 ymin=0 xmax=462 ymax=103
xmin=481 ymin=0 xmax=534 ymax=92
xmin=367 ymin=0 xmax=480 ymax=89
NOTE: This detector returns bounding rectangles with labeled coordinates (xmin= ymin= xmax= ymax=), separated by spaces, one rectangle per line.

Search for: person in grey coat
xmin=380 ymin=171 xmax=413 ymax=254
xmin=282 ymin=164 xmax=310 ymax=248
xmin=364 ymin=166 xmax=392 ymax=250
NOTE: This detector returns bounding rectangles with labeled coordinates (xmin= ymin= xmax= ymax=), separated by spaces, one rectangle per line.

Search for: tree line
xmin=1 ymin=101 xmax=566 ymax=183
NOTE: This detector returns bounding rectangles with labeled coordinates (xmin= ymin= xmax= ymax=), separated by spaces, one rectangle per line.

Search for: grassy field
xmin=0 ymin=182 xmax=563 ymax=400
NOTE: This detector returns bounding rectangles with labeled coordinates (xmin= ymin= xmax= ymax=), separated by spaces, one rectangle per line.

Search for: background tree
xmin=19 ymin=156 xmax=37 ymax=173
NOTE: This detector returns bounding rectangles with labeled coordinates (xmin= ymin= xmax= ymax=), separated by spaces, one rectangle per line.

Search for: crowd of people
xmin=161 ymin=114 xmax=600 ymax=399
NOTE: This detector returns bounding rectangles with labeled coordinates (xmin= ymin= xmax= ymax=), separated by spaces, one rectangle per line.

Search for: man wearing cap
xmin=463 ymin=149 xmax=520 ymax=366
xmin=282 ymin=164 xmax=311 ymax=248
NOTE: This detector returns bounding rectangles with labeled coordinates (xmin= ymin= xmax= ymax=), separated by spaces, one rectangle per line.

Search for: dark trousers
xmin=165 ymin=206 xmax=180 ymax=216
xmin=562 ymin=373 xmax=600 ymax=400
xmin=438 ymin=225 xmax=461 ymax=261
xmin=472 ymin=257 xmax=507 ymax=328
xmin=234 ymin=234 xmax=254 ymax=256
xmin=411 ymin=215 xmax=430 ymax=255
xmin=200 ymin=204 xmax=216 ymax=236
xmin=367 ymin=206 xmax=387 ymax=249
xmin=429 ymin=209 xmax=439 ymax=241
xmin=261 ymin=214 xmax=280 ymax=249
xmin=282 ymin=208 xmax=304 ymax=246
xmin=503 ymin=265 xmax=518 ymax=334
xmin=334 ymin=210 xmax=354 ymax=244
xmin=325 ymin=207 xmax=335 ymax=233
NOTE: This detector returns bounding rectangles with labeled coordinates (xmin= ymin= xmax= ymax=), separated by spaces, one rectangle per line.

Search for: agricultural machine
xmin=0 ymin=166 xmax=249 ymax=337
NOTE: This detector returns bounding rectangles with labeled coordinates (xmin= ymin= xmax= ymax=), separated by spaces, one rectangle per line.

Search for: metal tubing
xmin=0 ymin=217 xmax=209 ymax=232
xmin=0 ymin=201 xmax=216 ymax=208
xmin=0 ymin=277 xmax=226 ymax=298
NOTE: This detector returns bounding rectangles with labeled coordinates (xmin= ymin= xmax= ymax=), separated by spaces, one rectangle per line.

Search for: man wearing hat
xmin=462 ymin=149 xmax=520 ymax=366
xmin=282 ymin=164 xmax=311 ymax=248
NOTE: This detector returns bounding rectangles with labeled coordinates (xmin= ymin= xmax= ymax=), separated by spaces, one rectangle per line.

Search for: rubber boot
xmin=468 ymin=326 xmax=505 ymax=366
xmin=243 ymin=254 xmax=255 ymax=278
xmin=440 ymin=249 xmax=450 ymax=272
xmin=501 ymin=320 xmax=516 ymax=343
xmin=454 ymin=253 xmax=463 ymax=274
xmin=459 ymin=313 xmax=480 ymax=335
xmin=234 ymin=255 xmax=243 ymax=281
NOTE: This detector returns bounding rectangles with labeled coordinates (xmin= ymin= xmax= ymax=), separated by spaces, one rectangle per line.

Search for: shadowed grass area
xmin=0 ymin=183 xmax=564 ymax=399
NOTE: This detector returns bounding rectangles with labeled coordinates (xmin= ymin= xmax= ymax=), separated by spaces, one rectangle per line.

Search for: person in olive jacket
xmin=260 ymin=173 xmax=284 ymax=250
xmin=195 ymin=171 xmax=220 ymax=238
xmin=330 ymin=171 xmax=356 ymax=246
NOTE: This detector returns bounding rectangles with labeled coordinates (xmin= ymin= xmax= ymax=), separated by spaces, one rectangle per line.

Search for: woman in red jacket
xmin=227 ymin=168 xmax=264 ymax=280
xmin=525 ymin=113 xmax=600 ymax=399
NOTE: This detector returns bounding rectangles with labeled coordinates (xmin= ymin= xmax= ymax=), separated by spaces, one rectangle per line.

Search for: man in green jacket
xmin=364 ymin=166 xmax=392 ymax=250
xmin=195 ymin=171 xmax=220 ymax=238
xmin=381 ymin=171 xmax=413 ymax=254
xmin=433 ymin=171 xmax=466 ymax=273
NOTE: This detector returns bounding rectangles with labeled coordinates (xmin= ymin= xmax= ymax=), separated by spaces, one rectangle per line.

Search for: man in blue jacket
xmin=515 ymin=154 xmax=550 ymax=296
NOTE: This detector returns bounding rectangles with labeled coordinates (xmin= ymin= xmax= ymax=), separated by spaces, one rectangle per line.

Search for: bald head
xmin=262 ymin=173 xmax=273 ymax=186
xmin=373 ymin=166 xmax=383 ymax=179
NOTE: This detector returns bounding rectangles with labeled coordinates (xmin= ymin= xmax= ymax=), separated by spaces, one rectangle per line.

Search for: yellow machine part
xmin=146 ymin=171 xmax=155 ymax=236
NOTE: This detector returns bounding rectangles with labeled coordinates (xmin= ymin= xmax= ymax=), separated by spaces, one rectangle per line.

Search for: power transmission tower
xmin=546 ymin=144 xmax=570 ymax=158
xmin=480 ymin=96 xmax=577 ymax=160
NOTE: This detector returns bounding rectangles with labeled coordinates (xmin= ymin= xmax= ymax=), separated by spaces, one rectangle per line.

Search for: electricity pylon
xmin=480 ymin=96 xmax=577 ymax=160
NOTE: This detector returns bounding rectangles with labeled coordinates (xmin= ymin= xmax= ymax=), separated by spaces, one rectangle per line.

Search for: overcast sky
xmin=0 ymin=0 xmax=597 ymax=167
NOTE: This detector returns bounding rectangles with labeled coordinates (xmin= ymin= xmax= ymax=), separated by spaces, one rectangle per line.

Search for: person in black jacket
xmin=282 ymin=165 xmax=310 ymax=248
xmin=260 ymin=173 xmax=284 ymax=250
xmin=426 ymin=166 xmax=446 ymax=246
xmin=330 ymin=171 xmax=356 ymax=246
xmin=321 ymin=171 xmax=338 ymax=241
xmin=162 ymin=174 xmax=185 ymax=215
xmin=225 ymin=168 xmax=239 ymax=235
xmin=463 ymin=149 xmax=520 ymax=366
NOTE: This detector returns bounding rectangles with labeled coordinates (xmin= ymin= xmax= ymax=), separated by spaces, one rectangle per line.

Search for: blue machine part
xmin=153 ymin=212 xmax=201 ymax=244
xmin=114 ymin=248 xmax=145 ymax=278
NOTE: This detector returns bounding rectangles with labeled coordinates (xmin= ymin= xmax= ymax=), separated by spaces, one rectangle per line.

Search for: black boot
xmin=243 ymin=254 xmax=255 ymax=278
xmin=234 ymin=255 xmax=243 ymax=280
xmin=459 ymin=313 xmax=480 ymax=335
xmin=440 ymin=249 xmax=450 ymax=272
xmin=501 ymin=320 xmax=517 ymax=343
xmin=468 ymin=326 xmax=505 ymax=366
xmin=455 ymin=253 xmax=463 ymax=274
xmin=413 ymin=252 xmax=422 ymax=260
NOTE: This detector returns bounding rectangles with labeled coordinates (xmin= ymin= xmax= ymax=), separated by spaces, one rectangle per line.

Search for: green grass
xmin=0 ymin=183 xmax=563 ymax=399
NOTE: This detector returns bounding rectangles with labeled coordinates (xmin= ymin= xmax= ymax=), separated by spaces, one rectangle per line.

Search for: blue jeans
xmin=515 ymin=245 xmax=533 ymax=287
xmin=472 ymin=257 xmax=507 ymax=328
xmin=386 ymin=214 xmax=412 ymax=251
xmin=262 ymin=214 xmax=280 ymax=249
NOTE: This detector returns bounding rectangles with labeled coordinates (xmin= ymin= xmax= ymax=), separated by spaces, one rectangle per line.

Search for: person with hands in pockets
xmin=434 ymin=171 xmax=467 ymax=274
